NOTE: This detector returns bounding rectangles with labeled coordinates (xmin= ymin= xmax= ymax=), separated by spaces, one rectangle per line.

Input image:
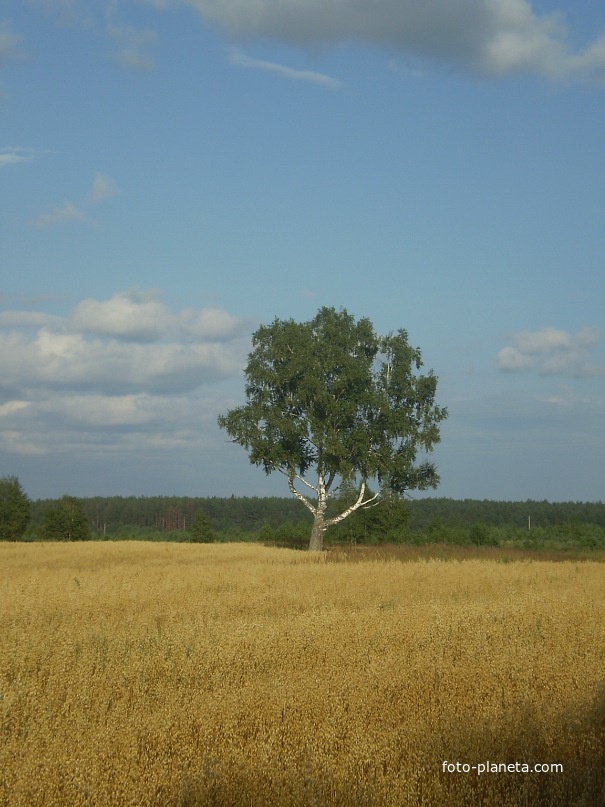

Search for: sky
xmin=1 ymin=0 xmax=604 ymax=503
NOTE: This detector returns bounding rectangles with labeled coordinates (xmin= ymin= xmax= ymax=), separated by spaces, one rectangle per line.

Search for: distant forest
xmin=28 ymin=495 xmax=605 ymax=536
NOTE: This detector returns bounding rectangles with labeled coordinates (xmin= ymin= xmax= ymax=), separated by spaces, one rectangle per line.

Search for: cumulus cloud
xmin=0 ymin=290 xmax=253 ymax=394
xmin=44 ymin=393 xmax=184 ymax=427
xmin=180 ymin=305 xmax=258 ymax=341
xmin=0 ymin=291 xmax=254 ymax=457
xmin=69 ymin=290 xmax=251 ymax=343
xmin=497 ymin=326 xmax=604 ymax=377
xmin=0 ymin=311 xmax=64 ymax=329
xmin=71 ymin=289 xmax=171 ymax=341
xmin=0 ymin=329 xmax=238 ymax=394
xmin=228 ymin=47 xmax=342 ymax=88
xmin=173 ymin=0 xmax=605 ymax=82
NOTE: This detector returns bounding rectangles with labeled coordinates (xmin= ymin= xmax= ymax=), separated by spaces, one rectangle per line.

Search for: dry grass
xmin=1 ymin=541 xmax=604 ymax=806
xmin=325 ymin=542 xmax=605 ymax=563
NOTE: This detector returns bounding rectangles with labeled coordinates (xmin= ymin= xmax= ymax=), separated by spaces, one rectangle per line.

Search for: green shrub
xmin=190 ymin=511 xmax=216 ymax=543
xmin=469 ymin=522 xmax=495 ymax=547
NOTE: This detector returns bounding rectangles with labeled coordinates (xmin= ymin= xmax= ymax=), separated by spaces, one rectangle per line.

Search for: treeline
xmin=28 ymin=496 xmax=313 ymax=537
xmin=27 ymin=495 xmax=605 ymax=537
xmin=406 ymin=498 xmax=605 ymax=530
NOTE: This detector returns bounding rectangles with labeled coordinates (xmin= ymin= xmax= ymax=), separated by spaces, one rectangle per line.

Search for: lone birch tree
xmin=218 ymin=307 xmax=447 ymax=551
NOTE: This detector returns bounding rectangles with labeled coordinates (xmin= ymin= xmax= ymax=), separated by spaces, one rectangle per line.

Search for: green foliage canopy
xmin=190 ymin=511 xmax=216 ymax=543
xmin=218 ymin=307 xmax=447 ymax=549
xmin=0 ymin=476 xmax=31 ymax=541
xmin=43 ymin=495 xmax=92 ymax=541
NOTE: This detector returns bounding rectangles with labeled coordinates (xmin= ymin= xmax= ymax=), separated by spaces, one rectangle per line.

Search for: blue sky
xmin=1 ymin=0 xmax=604 ymax=503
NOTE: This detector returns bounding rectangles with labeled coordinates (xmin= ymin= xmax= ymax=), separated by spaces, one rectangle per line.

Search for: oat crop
xmin=1 ymin=542 xmax=603 ymax=806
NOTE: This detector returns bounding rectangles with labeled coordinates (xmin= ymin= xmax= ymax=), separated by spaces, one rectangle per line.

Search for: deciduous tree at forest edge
xmin=0 ymin=476 xmax=31 ymax=541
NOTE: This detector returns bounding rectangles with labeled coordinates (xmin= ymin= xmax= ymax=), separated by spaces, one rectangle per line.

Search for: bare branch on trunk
xmin=287 ymin=474 xmax=317 ymax=516
xmin=324 ymin=480 xmax=380 ymax=529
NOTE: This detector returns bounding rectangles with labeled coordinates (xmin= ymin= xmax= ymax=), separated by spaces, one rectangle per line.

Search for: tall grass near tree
xmin=1 ymin=542 xmax=603 ymax=805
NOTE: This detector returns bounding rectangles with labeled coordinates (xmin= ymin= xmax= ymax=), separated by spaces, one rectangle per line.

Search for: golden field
xmin=0 ymin=542 xmax=604 ymax=806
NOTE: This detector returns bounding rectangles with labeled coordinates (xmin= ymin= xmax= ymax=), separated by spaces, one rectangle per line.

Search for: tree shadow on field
xmin=171 ymin=689 xmax=605 ymax=807
xmin=438 ymin=688 xmax=605 ymax=807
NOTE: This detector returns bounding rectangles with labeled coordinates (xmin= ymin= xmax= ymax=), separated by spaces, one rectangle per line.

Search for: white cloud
xmin=34 ymin=201 xmax=88 ymax=227
xmin=0 ymin=311 xmax=64 ymax=329
xmin=0 ymin=147 xmax=36 ymax=169
xmin=570 ymin=36 xmax=605 ymax=74
xmin=0 ymin=385 xmax=234 ymax=458
xmin=0 ymin=401 xmax=30 ymax=417
xmin=0 ymin=430 xmax=46 ymax=456
xmin=495 ymin=346 xmax=534 ymax=372
xmin=0 ymin=152 xmax=25 ymax=169
xmin=0 ymin=324 xmax=243 ymax=394
xmin=69 ymin=290 xmax=253 ymax=343
xmin=89 ymin=172 xmax=119 ymax=202
xmin=228 ymin=47 xmax=342 ymax=88
xmin=33 ymin=172 xmax=118 ymax=227
xmin=511 ymin=326 xmax=573 ymax=354
xmin=497 ymin=326 xmax=604 ymax=377
xmin=71 ymin=289 xmax=172 ymax=341
xmin=0 ymin=291 xmax=254 ymax=459
xmin=180 ymin=305 xmax=254 ymax=341
xmin=481 ymin=1 xmax=568 ymax=78
xmin=45 ymin=393 xmax=173 ymax=427
xmin=0 ymin=290 xmax=253 ymax=395
xmin=172 ymin=0 xmax=605 ymax=82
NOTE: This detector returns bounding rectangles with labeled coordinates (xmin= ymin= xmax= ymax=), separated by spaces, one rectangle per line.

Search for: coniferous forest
xmin=21 ymin=495 xmax=605 ymax=553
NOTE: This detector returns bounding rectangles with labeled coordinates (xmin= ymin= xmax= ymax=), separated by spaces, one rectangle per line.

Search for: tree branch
xmin=324 ymin=480 xmax=381 ymax=528
xmin=287 ymin=474 xmax=318 ymax=516
xmin=277 ymin=467 xmax=319 ymax=496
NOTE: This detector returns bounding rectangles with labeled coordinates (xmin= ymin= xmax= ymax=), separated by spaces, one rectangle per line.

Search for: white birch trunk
xmin=288 ymin=471 xmax=379 ymax=551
